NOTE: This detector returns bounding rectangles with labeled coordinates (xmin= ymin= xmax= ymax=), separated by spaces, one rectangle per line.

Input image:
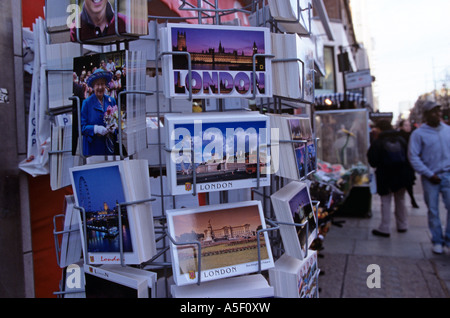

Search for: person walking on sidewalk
xmin=408 ymin=101 xmax=450 ymax=254
xmin=367 ymin=120 xmax=413 ymax=237
xmin=398 ymin=119 xmax=420 ymax=208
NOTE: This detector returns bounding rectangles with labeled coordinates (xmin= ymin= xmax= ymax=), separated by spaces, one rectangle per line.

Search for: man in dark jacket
xmin=367 ymin=120 xmax=414 ymax=237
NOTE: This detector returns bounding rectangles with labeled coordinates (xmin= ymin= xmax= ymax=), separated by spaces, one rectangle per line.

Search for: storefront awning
xmin=315 ymin=92 xmax=367 ymax=106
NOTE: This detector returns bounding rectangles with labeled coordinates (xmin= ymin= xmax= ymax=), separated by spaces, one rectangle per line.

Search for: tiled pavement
xmin=317 ymin=180 xmax=450 ymax=298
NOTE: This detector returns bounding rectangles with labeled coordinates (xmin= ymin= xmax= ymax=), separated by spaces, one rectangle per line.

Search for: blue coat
xmin=80 ymin=94 xmax=117 ymax=156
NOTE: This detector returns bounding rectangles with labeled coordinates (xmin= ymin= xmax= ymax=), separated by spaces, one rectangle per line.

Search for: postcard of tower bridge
xmin=165 ymin=112 xmax=271 ymax=195
xmin=167 ymin=201 xmax=274 ymax=286
xmin=165 ymin=23 xmax=272 ymax=99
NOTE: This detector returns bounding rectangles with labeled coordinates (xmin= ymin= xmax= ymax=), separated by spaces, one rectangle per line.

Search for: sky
xmin=362 ymin=0 xmax=450 ymax=118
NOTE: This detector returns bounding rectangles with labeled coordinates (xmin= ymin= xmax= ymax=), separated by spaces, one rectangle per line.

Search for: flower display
xmin=104 ymin=105 xmax=120 ymax=133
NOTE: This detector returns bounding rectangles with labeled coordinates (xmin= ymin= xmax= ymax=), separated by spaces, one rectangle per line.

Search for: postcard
xmin=73 ymin=50 xmax=146 ymax=157
xmin=287 ymin=184 xmax=317 ymax=254
xmin=287 ymin=117 xmax=316 ymax=178
xmin=69 ymin=0 xmax=148 ymax=43
xmin=271 ymin=181 xmax=317 ymax=259
xmin=161 ymin=23 xmax=272 ymax=99
xmin=166 ymin=201 xmax=274 ymax=286
xmin=165 ymin=112 xmax=271 ymax=195
xmin=70 ymin=160 xmax=155 ymax=264
xmin=269 ymin=251 xmax=318 ymax=298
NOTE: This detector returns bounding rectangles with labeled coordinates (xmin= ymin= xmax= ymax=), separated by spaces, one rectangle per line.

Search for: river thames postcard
xmin=70 ymin=160 xmax=155 ymax=264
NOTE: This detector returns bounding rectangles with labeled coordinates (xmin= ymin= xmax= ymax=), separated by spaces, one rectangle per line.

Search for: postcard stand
xmin=148 ymin=1 xmax=318 ymax=295
xmin=47 ymin=0 xmax=321 ymax=297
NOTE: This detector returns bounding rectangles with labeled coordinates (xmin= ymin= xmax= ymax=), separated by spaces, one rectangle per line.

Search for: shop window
xmin=315 ymin=46 xmax=336 ymax=93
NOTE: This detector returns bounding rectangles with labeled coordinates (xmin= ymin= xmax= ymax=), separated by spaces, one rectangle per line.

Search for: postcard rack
xmin=270 ymin=0 xmax=313 ymax=37
xmin=47 ymin=0 xmax=321 ymax=298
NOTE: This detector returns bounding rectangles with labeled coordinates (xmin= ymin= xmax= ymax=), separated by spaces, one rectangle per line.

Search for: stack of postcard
xmin=171 ymin=274 xmax=274 ymax=298
xmin=271 ymin=33 xmax=303 ymax=100
xmin=57 ymin=195 xmax=83 ymax=268
xmin=50 ymin=114 xmax=82 ymax=190
xmin=164 ymin=111 xmax=271 ymax=195
xmin=269 ymin=251 xmax=319 ymax=298
xmin=68 ymin=0 xmax=148 ymax=43
xmin=268 ymin=0 xmax=312 ymax=35
xmin=166 ymin=201 xmax=274 ymax=286
xmin=270 ymin=32 xmax=315 ymax=102
xmin=73 ymin=50 xmax=147 ymax=158
xmin=270 ymin=181 xmax=317 ymax=260
xmin=47 ymin=43 xmax=82 ymax=110
xmin=269 ymin=114 xmax=316 ymax=180
xmin=159 ymin=23 xmax=272 ymax=99
xmin=84 ymin=264 xmax=157 ymax=298
xmin=70 ymin=160 xmax=157 ymax=265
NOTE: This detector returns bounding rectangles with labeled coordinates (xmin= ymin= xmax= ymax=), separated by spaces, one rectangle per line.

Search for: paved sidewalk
xmin=318 ymin=180 xmax=450 ymax=298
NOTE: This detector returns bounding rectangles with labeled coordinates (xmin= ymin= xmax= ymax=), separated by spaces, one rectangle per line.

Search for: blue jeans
xmin=421 ymin=172 xmax=450 ymax=246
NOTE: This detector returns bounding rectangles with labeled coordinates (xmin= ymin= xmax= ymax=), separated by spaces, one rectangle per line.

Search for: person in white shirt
xmin=408 ymin=101 xmax=450 ymax=254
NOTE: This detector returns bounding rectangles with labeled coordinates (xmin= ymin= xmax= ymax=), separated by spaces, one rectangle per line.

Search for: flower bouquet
xmin=103 ymin=105 xmax=122 ymax=153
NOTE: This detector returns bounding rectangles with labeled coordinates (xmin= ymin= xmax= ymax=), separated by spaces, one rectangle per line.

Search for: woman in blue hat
xmin=80 ymin=68 xmax=117 ymax=156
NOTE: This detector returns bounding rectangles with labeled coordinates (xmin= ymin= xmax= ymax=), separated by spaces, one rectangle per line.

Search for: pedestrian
xmin=367 ymin=119 xmax=413 ymax=237
xmin=398 ymin=119 xmax=419 ymax=208
xmin=408 ymin=101 xmax=450 ymax=254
